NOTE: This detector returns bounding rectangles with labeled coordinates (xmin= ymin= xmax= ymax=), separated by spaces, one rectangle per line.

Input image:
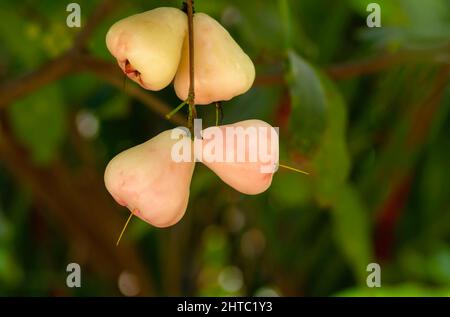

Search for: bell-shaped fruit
xmin=174 ymin=13 xmax=255 ymax=105
xmin=106 ymin=7 xmax=187 ymax=91
xmin=104 ymin=130 xmax=195 ymax=227
xmin=197 ymin=120 xmax=279 ymax=194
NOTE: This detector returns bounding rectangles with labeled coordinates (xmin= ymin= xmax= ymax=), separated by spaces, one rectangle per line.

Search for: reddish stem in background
xmin=374 ymin=66 xmax=450 ymax=261
xmin=374 ymin=175 xmax=412 ymax=261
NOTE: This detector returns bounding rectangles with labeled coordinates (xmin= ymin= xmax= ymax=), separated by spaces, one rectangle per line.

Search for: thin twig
xmin=0 ymin=53 xmax=185 ymax=125
xmin=254 ymin=46 xmax=450 ymax=85
xmin=326 ymin=52 xmax=409 ymax=80
xmin=278 ymin=163 xmax=309 ymax=175
xmin=0 ymin=54 xmax=74 ymax=108
xmin=327 ymin=45 xmax=450 ymax=80
xmin=186 ymin=0 xmax=197 ymax=130
xmin=0 ymin=0 xmax=185 ymax=126
xmin=116 ymin=211 xmax=134 ymax=246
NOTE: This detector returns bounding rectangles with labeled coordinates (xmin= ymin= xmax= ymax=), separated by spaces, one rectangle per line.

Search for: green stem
xmin=166 ymin=100 xmax=187 ymax=119
xmin=215 ymin=102 xmax=223 ymax=126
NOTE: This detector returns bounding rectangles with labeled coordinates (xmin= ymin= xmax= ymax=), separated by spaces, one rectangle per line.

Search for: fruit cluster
xmin=105 ymin=7 xmax=255 ymax=104
xmin=104 ymin=7 xmax=279 ymax=228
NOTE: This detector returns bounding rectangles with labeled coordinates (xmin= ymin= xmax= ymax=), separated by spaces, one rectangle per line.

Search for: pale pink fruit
xmin=106 ymin=7 xmax=187 ymax=91
xmin=104 ymin=130 xmax=195 ymax=227
xmin=197 ymin=120 xmax=279 ymax=194
xmin=174 ymin=13 xmax=255 ymax=105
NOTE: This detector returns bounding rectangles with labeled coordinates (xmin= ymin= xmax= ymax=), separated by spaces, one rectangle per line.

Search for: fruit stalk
xmin=186 ymin=0 xmax=197 ymax=130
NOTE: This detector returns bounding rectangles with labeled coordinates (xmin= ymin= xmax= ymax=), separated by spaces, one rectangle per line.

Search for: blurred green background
xmin=1 ymin=0 xmax=450 ymax=296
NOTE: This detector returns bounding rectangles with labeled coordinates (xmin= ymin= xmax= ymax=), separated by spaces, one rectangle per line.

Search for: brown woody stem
xmin=186 ymin=0 xmax=197 ymax=131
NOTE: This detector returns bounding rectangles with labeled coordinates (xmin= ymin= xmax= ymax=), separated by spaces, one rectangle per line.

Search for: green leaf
xmin=284 ymin=50 xmax=369 ymax=282
xmin=312 ymin=75 xmax=350 ymax=205
xmin=332 ymin=185 xmax=372 ymax=283
xmin=286 ymin=50 xmax=327 ymax=153
xmin=8 ymin=84 xmax=67 ymax=165
xmin=311 ymin=77 xmax=369 ymax=282
xmin=286 ymin=52 xmax=350 ymax=205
